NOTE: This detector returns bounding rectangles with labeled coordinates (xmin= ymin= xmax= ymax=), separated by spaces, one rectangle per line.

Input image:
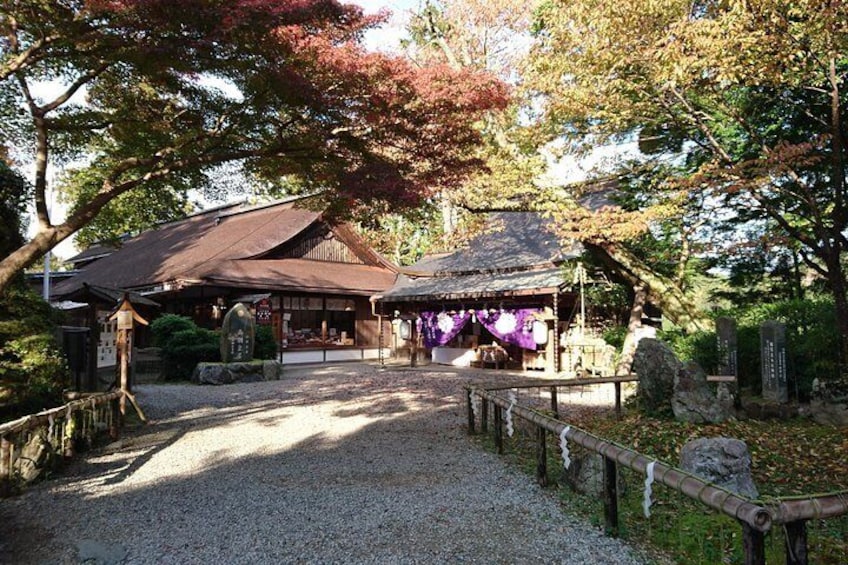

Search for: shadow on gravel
xmin=0 ymin=365 xmax=643 ymax=564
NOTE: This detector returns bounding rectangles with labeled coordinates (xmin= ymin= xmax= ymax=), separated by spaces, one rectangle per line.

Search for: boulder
xmin=810 ymin=378 xmax=848 ymax=427
xmin=562 ymin=451 xmax=625 ymax=498
xmin=192 ymin=361 xmax=283 ymax=385
xmin=18 ymin=433 xmax=55 ymax=483
xmin=632 ymin=339 xmax=680 ymax=415
xmin=672 ymin=361 xmax=734 ymax=424
xmin=680 ymin=437 xmax=759 ymax=499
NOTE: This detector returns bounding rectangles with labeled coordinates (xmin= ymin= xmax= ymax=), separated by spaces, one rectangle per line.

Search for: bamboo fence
xmin=467 ymin=380 xmax=848 ymax=565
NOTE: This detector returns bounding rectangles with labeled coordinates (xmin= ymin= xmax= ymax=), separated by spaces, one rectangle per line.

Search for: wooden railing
xmin=466 ymin=380 xmax=848 ymax=565
xmin=0 ymin=390 xmax=125 ymax=496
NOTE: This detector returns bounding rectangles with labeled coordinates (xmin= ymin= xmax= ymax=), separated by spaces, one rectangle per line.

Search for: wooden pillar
xmin=741 ymin=521 xmax=766 ymax=565
xmin=553 ymin=292 xmax=560 ymax=373
xmin=409 ymin=319 xmax=417 ymax=368
xmin=481 ymin=399 xmax=489 ymax=433
xmin=466 ymin=390 xmax=475 ymax=434
xmin=603 ymin=455 xmax=619 ymax=537
xmin=117 ymin=327 xmax=129 ymax=416
xmin=550 ymin=386 xmax=558 ymax=417
xmin=494 ymin=405 xmax=503 ymax=454
xmin=536 ymin=425 xmax=548 ymax=487
xmin=109 ymin=397 xmax=120 ymax=440
xmin=86 ymin=304 xmax=99 ymax=392
xmin=785 ymin=520 xmax=808 ymax=565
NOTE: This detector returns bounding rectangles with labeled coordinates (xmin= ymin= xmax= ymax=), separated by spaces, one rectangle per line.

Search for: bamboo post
xmin=63 ymin=412 xmax=76 ymax=458
xmin=467 ymin=389 xmax=475 ymax=434
xmin=603 ymin=454 xmax=619 ymax=537
xmin=494 ymin=405 xmax=503 ymax=454
xmin=536 ymin=425 xmax=548 ymax=487
xmin=784 ymin=520 xmax=808 ymax=565
xmin=741 ymin=521 xmax=765 ymax=565
xmin=550 ymin=386 xmax=558 ymax=417
xmin=0 ymin=436 xmax=10 ymax=495
xmin=481 ymin=398 xmax=489 ymax=433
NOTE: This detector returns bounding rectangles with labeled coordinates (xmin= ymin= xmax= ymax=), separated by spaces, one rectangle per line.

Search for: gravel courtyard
xmin=0 ymin=364 xmax=647 ymax=564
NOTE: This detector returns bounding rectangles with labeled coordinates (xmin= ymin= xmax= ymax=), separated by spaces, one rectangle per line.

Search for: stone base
xmin=192 ymin=361 xmax=284 ymax=385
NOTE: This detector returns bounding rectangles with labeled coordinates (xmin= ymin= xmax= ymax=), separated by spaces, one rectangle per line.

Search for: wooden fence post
xmin=0 ymin=436 xmax=10 ymax=496
xmin=603 ymin=455 xmax=619 ymax=537
xmin=549 ymin=386 xmax=558 ymax=417
xmin=109 ymin=397 xmax=120 ymax=440
xmin=536 ymin=425 xmax=548 ymax=487
xmin=741 ymin=521 xmax=765 ymax=565
xmin=494 ymin=405 xmax=503 ymax=454
xmin=467 ymin=390 xmax=475 ymax=435
xmin=785 ymin=520 xmax=808 ymax=565
xmin=614 ymin=382 xmax=622 ymax=419
xmin=481 ymin=399 xmax=488 ymax=433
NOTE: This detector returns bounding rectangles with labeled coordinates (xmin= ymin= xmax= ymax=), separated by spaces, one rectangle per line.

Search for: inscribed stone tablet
xmin=220 ymin=303 xmax=255 ymax=363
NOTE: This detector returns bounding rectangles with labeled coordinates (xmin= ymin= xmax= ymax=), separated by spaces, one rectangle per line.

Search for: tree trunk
xmin=586 ymin=242 xmax=712 ymax=334
xmin=615 ymin=284 xmax=648 ymax=375
xmin=823 ymin=253 xmax=848 ymax=379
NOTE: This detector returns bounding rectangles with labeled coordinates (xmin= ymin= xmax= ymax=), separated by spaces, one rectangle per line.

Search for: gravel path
xmin=0 ymin=364 xmax=647 ymax=564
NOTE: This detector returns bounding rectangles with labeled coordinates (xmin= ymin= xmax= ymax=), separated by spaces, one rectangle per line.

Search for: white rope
xmin=643 ymin=461 xmax=657 ymax=518
xmin=559 ymin=426 xmax=572 ymax=469
xmin=505 ymin=392 xmax=516 ymax=437
xmin=47 ymin=415 xmax=55 ymax=441
xmin=470 ymin=392 xmax=480 ymax=420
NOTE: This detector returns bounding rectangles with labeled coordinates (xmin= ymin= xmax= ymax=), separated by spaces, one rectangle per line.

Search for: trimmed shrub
xmin=150 ymin=314 xmax=196 ymax=348
xmin=254 ymin=325 xmax=277 ymax=360
xmin=153 ymin=318 xmax=221 ymax=380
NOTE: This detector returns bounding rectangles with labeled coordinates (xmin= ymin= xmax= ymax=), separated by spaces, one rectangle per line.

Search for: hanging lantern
xmin=533 ymin=320 xmax=548 ymax=345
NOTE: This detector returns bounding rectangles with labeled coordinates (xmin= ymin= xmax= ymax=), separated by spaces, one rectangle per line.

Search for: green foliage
xmin=662 ymin=297 xmax=839 ymax=399
xmin=150 ymin=314 xmax=197 ymax=348
xmin=254 ymin=325 xmax=277 ymax=360
xmin=0 ymin=164 xmax=68 ymax=420
xmin=152 ymin=316 xmax=221 ymax=380
xmin=0 ymin=284 xmax=69 ymax=420
xmin=601 ymin=326 xmax=627 ymax=350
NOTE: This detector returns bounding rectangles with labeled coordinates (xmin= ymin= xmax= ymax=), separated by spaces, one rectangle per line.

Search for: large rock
xmin=673 ymin=361 xmax=734 ymax=424
xmin=192 ymin=361 xmax=283 ymax=385
xmin=18 ymin=432 xmax=55 ymax=483
xmin=680 ymin=437 xmax=759 ymax=499
xmin=632 ymin=339 xmax=681 ymax=415
xmin=562 ymin=451 xmax=625 ymax=498
xmin=810 ymin=378 xmax=848 ymax=427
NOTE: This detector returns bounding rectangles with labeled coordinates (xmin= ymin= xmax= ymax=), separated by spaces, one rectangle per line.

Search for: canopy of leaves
xmin=0 ymin=0 xmax=508 ymax=284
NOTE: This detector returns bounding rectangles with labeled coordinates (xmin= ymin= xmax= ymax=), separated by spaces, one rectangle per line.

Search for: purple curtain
xmin=477 ymin=308 xmax=540 ymax=350
xmin=419 ymin=311 xmax=471 ymax=348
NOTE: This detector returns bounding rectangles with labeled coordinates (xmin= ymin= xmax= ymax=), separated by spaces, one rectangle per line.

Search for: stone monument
xmin=716 ymin=317 xmax=738 ymax=377
xmin=760 ymin=321 xmax=787 ymax=403
xmin=220 ymin=303 xmax=255 ymax=363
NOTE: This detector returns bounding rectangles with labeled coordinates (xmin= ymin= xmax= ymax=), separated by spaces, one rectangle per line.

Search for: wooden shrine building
xmin=54 ymin=196 xmax=398 ymax=365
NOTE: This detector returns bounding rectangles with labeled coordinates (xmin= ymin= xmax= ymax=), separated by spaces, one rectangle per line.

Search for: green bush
xmin=602 ymin=326 xmax=627 ymax=350
xmin=154 ymin=320 xmax=221 ymax=380
xmin=254 ymin=325 xmax=277 ymax=360
xmin=150 ymin=314 xmax=197 ymax=347
xmin=0 ymin=284 xmax=69 ymax=421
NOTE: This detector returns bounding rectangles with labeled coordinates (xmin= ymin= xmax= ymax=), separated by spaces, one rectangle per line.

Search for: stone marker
xmin=672 ymin=361 xmax=734 ymax=424
xmin=220 ymin=303 xmax=255 ymax=363
xmin=632 ymin=338 xmax=681 ymax=415
xmin=716 ymin=317 xmax=738 ymax=377
xmin=760 ymin=321 xmax=788 ymax=403
xmin=680 ymin=437 xmax=759 ymax=499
